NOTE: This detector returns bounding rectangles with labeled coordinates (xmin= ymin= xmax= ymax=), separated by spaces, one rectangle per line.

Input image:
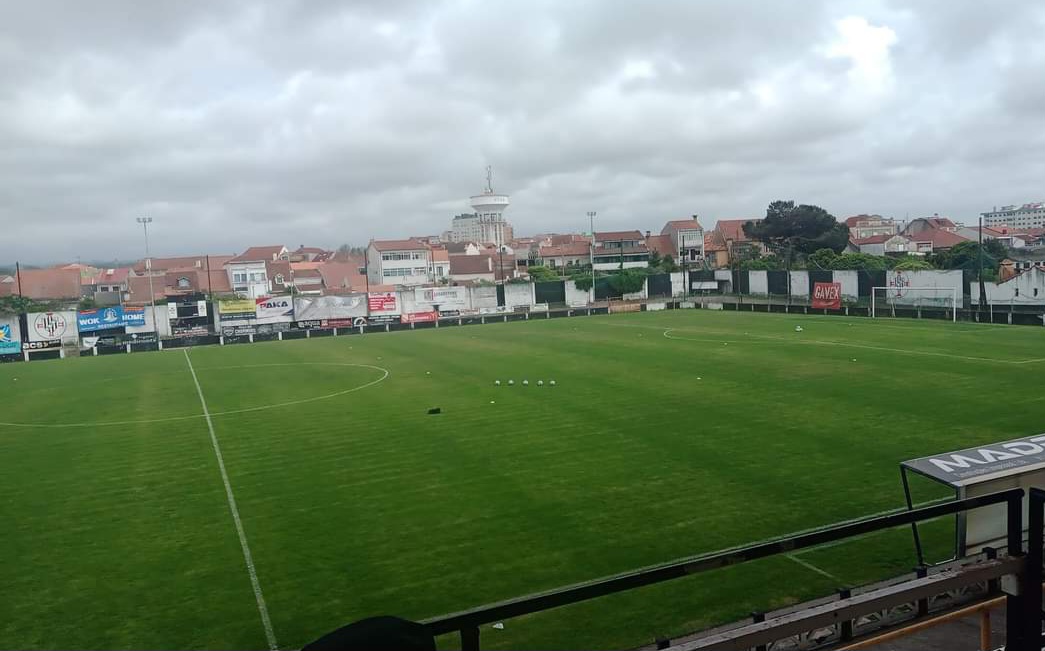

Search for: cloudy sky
xmin=2 ymin=0 xmax=1044 ymax=263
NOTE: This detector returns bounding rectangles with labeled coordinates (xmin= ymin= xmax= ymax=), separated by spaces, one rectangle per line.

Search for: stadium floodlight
xmin=136 ymin=217 xmax=158 ymax=333
xmin=871 ymin=286 xmax=957 ymax=323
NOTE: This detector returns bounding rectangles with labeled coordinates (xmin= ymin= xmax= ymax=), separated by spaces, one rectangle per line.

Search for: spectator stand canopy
xmin=901 ymin=432 xmax=1045 ymax=565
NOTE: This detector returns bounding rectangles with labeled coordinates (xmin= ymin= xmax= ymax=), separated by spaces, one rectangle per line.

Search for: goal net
xmin=871 ymin=286 xmax=957 ymax=322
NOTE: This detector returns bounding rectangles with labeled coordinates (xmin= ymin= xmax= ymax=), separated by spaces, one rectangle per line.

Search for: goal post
xmin=871 ymin=286 xmax=957 ymax=322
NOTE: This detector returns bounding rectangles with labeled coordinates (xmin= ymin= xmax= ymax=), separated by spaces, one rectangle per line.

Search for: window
xmin=177 ymin=277 xmax=191 ymax=289
xmin=1035 ymin=288 xmax=1039 ymax=297
xmin=233 ymin=272 xmax=247 ymax=283
xmin=250 ymin=272 xmax=266 ymax=282
xmin=1015 ymin=288 xmax=1020 ymax=297
xmin=275 ymin=274 xmax=284 ymax=285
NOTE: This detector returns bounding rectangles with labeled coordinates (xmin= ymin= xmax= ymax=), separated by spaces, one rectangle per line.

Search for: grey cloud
xmin=1 ymin=0 xmax=1045 ymax=263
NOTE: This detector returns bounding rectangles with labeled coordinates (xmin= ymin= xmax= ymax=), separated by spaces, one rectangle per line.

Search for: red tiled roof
xmin=852 ymin=234 xmax=894 ymax=245
xmin=661 ymin=218 xmax=704 ymax=234
xmin=317 ymin=261 xmax=366 ymax=293
xmin=540 ymin=242 xmax=591 ymax=257
xmin=133 ymin=255 xmax=235 ymax=272
xmin=371 ymin=239 xmax=429 ymax=252
xmin=231 ymin=246 xmax=287 ymax=263
xmin=928 ymin=217 xmax=956 ymax=228
xmin=910 ymin=228 xmax=969 ymax=249
xmin=432 ymin=249 xmax=450 ymax=262
xmin=548 ymin=234 xmax=591 ymax=246
xmin=645 ymin=234 xmax=675 ymax=256
xmin=450 ymin=255 xmax=494 ymax=275
xmin=715 ymin=219 xmax=761 ymax=243
xmin=595 ymin=230 xmax=644 ymax=241
xmin=2 ymin=268 xmax=82 ymax=300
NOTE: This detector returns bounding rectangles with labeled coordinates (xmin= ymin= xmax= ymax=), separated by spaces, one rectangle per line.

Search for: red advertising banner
xmin=368 ymin=292 xmax=398 ymax=314
xmin=812 ymin=282 xmax=842 ymax=309
xmin=400 ymin=311 xmax=438 ymax=324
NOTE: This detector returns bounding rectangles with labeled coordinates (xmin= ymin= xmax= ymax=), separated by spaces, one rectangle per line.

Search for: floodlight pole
xmin=588 ymin=211 xmax=597 ymax=304
xmin=136 ymin=217 xmax=158 ymax=334
xmin=978 ymin=216 xmax=987 ymax=317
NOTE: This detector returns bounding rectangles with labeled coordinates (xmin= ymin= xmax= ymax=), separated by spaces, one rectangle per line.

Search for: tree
xmin=607 ymin=269 xmax=647 ymax=295
xmin=828 ymin=253 xmax=891 ymax=271
xmin=931 ymin=241 xmax=1001 ymax=274
xmin=892 ymin=258 xmax=934 ymax=271
xmin=807 ymin=248 xmax=838 ymax=270
xmin=745 ymin=200 xmax=849 ymax=255
xmin=526 ymin=265 xmax=560 ymax=282
xmin=740 ymin=255 xmax=784 ymax=270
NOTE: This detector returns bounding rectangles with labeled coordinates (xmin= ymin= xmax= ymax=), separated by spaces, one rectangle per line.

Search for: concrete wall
xmin=790 ymin=271 xmax=809 ymax=297
xmin=670 ymin=272 xmax=685 ymax=297
xmin=564 ymin=280 xmax=590 ymax=307
xmin=833 ymin=270 xmax=859 ymax=300
xmin=748 ymin=270 xmax=768 ymax=295
xmin=471 ymin=286 xmax=498 ymax=311
xmin=972 ymin=268 xmax=1045 ymax=305
xmin=504 ymin=283 xmax=535 ymax=308
xmin=883 ymin=270 xmax=964 ymax=305
xmin=126 ymin=305 xmax=172 ymax=337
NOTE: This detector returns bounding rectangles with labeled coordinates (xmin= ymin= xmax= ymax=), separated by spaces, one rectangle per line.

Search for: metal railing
xmin=423 ymin=489 xmax=1027 ymax=651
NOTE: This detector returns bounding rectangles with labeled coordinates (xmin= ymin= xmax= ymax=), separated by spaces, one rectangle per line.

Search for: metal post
xmin=588 ymin=211 xmax=597 ymax=304
xmin=15 ymin=261 xmax=23 ymax=297
xmin=1006 ymin=490 xmax=1029 ymax=651
xmin=461 ymin=626 xmax=480 ymax=651
xmin=979 ymin=608 xmax=991 ymax=651
xmin=1023 ymin=488 xmax=1045 ymax=647
xmin=838 ymin=588 xmax=854 ymax=640
xmin=978 ymin=216 xmax=987 ymax=316
xmin=900 ymin=468 xmax=926 ymax=566
xmin=752 ymin=612 xmax=767 ymax=651
xmin=137 ymin=217 xmax=158 ymax=337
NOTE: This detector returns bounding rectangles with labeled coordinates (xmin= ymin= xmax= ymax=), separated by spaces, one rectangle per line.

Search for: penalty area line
xmin=183 ymin=350 xmax=279 ymax=651
xmin=785 ymin=554 xmax=840 ymax=582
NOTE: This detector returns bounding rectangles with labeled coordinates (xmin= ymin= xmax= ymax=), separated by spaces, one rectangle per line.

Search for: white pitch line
xmin=0 ymin=362 xmax=389 ymax=428
xmin=786 ymin=554 xmax=840 ymax=581
xmin=184 ymin=350 xmax=279 ymax=651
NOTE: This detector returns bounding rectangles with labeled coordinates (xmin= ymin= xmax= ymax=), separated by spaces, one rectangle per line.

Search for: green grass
xmin=2 ymin=310 xmax=1043 ymax=649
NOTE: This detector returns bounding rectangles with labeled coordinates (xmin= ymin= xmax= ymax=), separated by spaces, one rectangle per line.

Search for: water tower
xmin=467 ymin=166 xmax=511 ymax=247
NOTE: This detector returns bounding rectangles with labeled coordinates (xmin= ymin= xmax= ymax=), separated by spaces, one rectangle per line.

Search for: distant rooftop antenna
xmin=485 ymin=165 xmax=493 ymax=193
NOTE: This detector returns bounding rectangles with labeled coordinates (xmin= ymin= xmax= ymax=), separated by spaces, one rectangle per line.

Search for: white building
xmin=660 ymin=217 xmax=705 ymax=265
xmin=845 ymin=214 xmax=899 ymax=239
xmin=367 ymin=239 xmax=433 ymax=287
xmin=226 ymin=245 xmax=286 ymax=298
xmin=449 ymin=169 xmax=514 ymax=247
xmin=593 ymin=231 xmax=650 ymax=271
xmin=982 ymin=202 xmax=1045 ymax=229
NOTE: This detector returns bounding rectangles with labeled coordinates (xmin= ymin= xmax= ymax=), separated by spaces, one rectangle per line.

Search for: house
xmin=287 ymin=246 xmax=333 ymax=263
xmin=226 ymin=245 xmax=288 ymax=298
xmin=0 ymin=267 xmax=81 ymax=300
xmin=445 ymin=241 xmax=483 ymax=256
xmin=592 ymin=231 xmax=649 ymax=270
xmin=845 ymin=215 xmax=899 ymax=239
xmin=366 ymin=239 xmax=433 ymax=287
xmin=999 ymin=257 xmax=1045 ymax=281
xmin=973 ymin=266 xmax=1045 ymax=305
xmin=901 ymin=220 xmax=969 ymax=254
xmin=449 ymin=254 xmax=496 ymax=283
xmin=317 ymin=260 xmax=367 ymax=295
xmin=956 ymin=226 xmax=1028 ymax=249
xmin=704 ymin=230 xmax=729 ymax=268
xmin=982 ymin=202 xmax=1045 ymax=229
xmin=644 ymin=235 xmax=675 ymax=260
xmin=431 ymin=248 xmax=451 ymax=281
xmin=906 ymin=214 xmax=960 ymax=233
xmin=288 ymin=263 xmax=325 ymax=295
xmin=711 ymin=219 xmax=767 ymax=267
xmin=160 ymin=266 xmax=233 ymax=297
xmin=850 ymin=234 xmax=916 ymax=256
xmin=660 ymin=217 xmax=705 ymax=265
xmin=540 ymin=242 xmax=591 ymax=268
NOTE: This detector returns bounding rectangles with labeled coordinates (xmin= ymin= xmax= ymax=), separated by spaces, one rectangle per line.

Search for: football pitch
xmin=3 ymin=309 xmax=1044 ymax=650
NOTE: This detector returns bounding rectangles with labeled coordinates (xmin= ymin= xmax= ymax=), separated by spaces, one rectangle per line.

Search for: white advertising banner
xmin=27 ymin=311 xmax=78 ymax=343
xmin=294 ymin=295 xmax=368 ymax=320
xmin=414 ymin=286 xmax=469 ymax=310
xmin=255 ymin=296 xmax=294 ymax=320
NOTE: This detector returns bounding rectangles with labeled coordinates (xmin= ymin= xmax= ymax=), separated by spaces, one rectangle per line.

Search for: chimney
xmin=645 ymin=230 xmax=651 ymax=239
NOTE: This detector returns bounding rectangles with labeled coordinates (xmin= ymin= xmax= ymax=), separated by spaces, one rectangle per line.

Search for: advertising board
xmin=28 ymin=311 xmax=77 ymax=343
xmin=77 ymin=306 xmax=147 ymax=332
xmin=0 ymin=319 xmax=21 ymax=354
xmin=368 ymin=292 xmax=398 ymax=314
xmin=811 ymin=282 xmax=842 ymax=309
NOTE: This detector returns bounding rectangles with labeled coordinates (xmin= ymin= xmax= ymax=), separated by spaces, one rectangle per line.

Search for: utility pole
xmin=206 ymin=255 xmax=213 ymax=298
xmin=364 ymin=244 xmax=371 ymax=294
xmin=978 ymin=216 xmax=987 ymax=316
xmin=587 ymin=211 xmax=597 ymax=303
xmin=15 ymin=261 xmax=23 ymax=298
xmin=136 ymin=217 xmax=158 ymax=333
